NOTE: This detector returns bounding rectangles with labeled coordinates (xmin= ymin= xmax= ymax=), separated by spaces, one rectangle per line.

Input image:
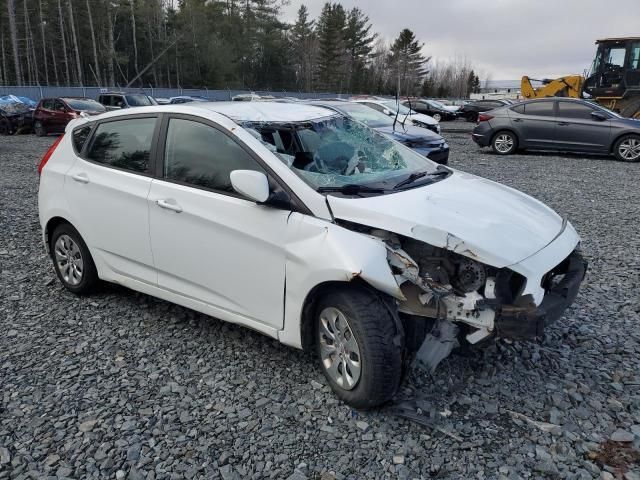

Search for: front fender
xmin=278 ymin=213 xmax=401 ymax=349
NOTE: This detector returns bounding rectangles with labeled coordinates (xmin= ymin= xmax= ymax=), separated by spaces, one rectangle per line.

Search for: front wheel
xmin=34 ymin=121 xmax=46 ymax=137
xmin=613 ymin=134 xmax=640 ymax=162
xmin=491 ymin=131 xmax=518 ymax=155
xmin=315 ymin=287 xmax=403 ymax=409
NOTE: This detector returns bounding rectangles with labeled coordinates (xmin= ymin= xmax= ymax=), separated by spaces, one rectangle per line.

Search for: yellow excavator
xmin=521 ymin=37 xmax=640 ymax=119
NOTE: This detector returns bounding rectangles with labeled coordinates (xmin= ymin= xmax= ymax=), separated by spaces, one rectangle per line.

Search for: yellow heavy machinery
xmin=521 ymin=37 xmax=640 ymax=118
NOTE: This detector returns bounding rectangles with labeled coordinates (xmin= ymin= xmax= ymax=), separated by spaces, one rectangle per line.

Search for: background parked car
xmin=169 ymin=96 xmax=210 ymax=104
xmin=98 ymin=92 xmax=158 ymax=111
xmin=459 ymin=99 xmax=515 ymax=122
xmin=311 ymin=100 xmax=449 ymax=164
xmin=0 ymin=95 xmax=34 ymax=135
xmin=472 ymin=97 xmax=640 ymax=161
xmin=402 ymin=99 xmax=458 ymax=121
xmin=430 ymin=99 xmax=461 ymax=113
xmin=352 ymin=99 xmax=441 ymax=134
xmin=33 ymin=98 xmax=106 ymax=136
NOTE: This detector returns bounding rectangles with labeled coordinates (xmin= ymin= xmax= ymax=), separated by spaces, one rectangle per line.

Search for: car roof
xmin=79 ymin=101 xmax=337 ymax=124
xmin=197 ymin=101 xmax=336 ymax=122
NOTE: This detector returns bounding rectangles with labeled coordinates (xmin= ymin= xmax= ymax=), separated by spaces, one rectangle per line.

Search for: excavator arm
xmin=521 ymin=75 xmax=585 ymax=99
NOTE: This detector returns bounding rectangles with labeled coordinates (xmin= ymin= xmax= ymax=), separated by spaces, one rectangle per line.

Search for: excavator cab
xmin=583 ymin=38 xmax=640 ymax=99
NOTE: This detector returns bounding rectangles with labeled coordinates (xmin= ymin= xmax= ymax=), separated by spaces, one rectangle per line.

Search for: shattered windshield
xmin=242 ymin=115 xmax=438 ymax=191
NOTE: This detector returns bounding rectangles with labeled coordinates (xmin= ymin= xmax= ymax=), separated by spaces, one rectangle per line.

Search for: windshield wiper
xmin=393 ymin=170 xmax=449 ymax=190
xmin=317 ymin=184 xmax=388 ymax=196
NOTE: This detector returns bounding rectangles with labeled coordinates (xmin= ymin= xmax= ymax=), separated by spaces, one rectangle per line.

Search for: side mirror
xmin=382 ymin=109 xmax=393 ymax=116
xmin=230 ymin=170 xmax=270 ymax=203
xmin=591 ymin=111 xmax=608 ymax=122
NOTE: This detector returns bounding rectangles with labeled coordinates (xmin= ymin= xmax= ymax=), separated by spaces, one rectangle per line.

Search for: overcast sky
xmin=282 ymin=0 xmax=640 ymax=80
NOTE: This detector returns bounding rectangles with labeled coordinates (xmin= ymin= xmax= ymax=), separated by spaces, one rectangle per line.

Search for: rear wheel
xmin=613 ymin=134 xmax=640 ymax=162
xmin=315 ymin=287 xmax=403 ymax=409
xmin=491 ymin=130 xmax=518 ymax=155
xmin=34 ymin=121 xmax=46 ymax=137
xmin=432 ymin=113 xmax=442 ymax=122
xmin=50 ymin=223 xmax=99 ymax=294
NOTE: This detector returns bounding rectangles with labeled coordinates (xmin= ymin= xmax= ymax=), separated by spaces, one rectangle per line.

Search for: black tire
xmin=315 ymin=287 xmax=403 ymax=409
xmin=34 ymin=121 xmax=47 ymax=137
xmin=620 ymin=98 xmax=640 ymax=119
xmin=491 ymin=130 xmax=518 ymax=155
xmin=466 ymin=112 xmax=478 ymax=123
xmin=50 ymin=223 xmax=99 ymax=295
xmin=613 ymin=134 xmax=640 ymax=162
xmin=0 ymin=118 xmax=12 ymax=135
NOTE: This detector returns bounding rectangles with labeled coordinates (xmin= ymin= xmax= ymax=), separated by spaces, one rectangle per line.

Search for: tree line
xmin=0 ymin=0 xmax=482 ymax=97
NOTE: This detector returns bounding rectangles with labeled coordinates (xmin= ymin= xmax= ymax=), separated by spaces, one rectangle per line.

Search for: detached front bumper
xmin=494 ymin=250 xmax=587 ymax=340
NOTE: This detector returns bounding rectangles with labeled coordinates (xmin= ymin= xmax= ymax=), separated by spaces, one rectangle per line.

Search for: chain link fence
xmin=0 ymin=85 xmax=348 ymax=101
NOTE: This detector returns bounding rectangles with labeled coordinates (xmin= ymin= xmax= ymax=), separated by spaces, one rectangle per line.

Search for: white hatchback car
xmin=38 ymin=102 xmax=587 ymax=409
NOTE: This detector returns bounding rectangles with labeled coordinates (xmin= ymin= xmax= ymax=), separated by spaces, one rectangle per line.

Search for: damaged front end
xmin=347 ymin=225 xmax=587 ymax=371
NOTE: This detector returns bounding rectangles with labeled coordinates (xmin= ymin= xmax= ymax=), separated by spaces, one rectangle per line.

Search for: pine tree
xmin=316 ymin=2 xmax=346 ymax=92
xmin=389 ymin=28 xmax=428 ymax=97
xmin=343 ymin=7 xmax=375 ymax=93
xmin=290 ymin=5 xmax=316 ymax=92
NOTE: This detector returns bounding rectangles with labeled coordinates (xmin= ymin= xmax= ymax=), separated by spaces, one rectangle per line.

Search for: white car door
xmin=148 ymin=114 xmax=291 ymax=329
xmin=65 ymin=115 xmax=159 ymax=285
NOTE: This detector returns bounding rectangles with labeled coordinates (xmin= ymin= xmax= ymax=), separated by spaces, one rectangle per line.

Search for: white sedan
xmin=38 ymin=102 xmax=586 ymax=408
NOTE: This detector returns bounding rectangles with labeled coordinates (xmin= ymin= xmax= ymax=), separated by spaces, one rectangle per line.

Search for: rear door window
xmin=86 ymin=117 xmax=156 ymax=173
xmin=522 ymin=101 xmax=555 ymax=117
xmin=557 ymin=102 xmax=595 ymax=120
xmin=72 ymin=125 xmax=93 ymax=154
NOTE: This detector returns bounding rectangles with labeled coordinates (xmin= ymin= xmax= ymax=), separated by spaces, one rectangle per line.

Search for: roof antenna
xmin=393 ymin=92 xmax=400 ymax=133
xmin=401 ymin=98 xmax=412 ymax=131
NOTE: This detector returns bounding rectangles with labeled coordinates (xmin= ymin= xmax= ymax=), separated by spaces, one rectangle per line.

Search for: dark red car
xmin=33 ymin=97 xmax=106 ymax=136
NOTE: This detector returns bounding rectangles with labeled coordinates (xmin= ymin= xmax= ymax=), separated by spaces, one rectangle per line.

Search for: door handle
xmin=156 ymin=199 xmax=183 ymax=213
xmin=71 ymin=173 xmax=90 ymax=184
xmin=513 ymin=118 xmax=523 ymax=122
xmin=557 ymin=122 xmax=569 ymax=126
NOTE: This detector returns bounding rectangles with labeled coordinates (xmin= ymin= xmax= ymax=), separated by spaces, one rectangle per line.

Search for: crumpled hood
xmin=328 ymin=170 xmax=565 ymax=268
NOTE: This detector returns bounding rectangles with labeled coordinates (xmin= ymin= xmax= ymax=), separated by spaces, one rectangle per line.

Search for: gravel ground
xmin=1 ymin=124 xmax=640 ymax=480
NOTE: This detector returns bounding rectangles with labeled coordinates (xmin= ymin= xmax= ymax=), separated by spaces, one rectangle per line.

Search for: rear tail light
xmin=38 ymin=134 xmax=64 ymax=175
xmin=477 ymin=113 xmax=494 ymax=123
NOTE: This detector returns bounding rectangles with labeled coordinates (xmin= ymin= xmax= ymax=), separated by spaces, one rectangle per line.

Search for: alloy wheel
xmin=618 ymin=137 xmax=640 ymax=161
xmin=494 ymin=134 xmax=514 ymax=153
xmin=54 ymin=235 xmax=84 ymax=286
xmin=433 ymin=113 xmax=442 ymax=122
xmin=318 ymin=307 xmax=362 ymax=390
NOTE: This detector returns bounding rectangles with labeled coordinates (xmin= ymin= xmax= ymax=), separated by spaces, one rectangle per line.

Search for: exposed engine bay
xmin=344 ymin=226 xmax=531 ymax=370
xmin=364 ymin=228 xmax=522 ymax=341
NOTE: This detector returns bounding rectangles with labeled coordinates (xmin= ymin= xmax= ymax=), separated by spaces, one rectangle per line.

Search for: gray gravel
xmin=2 ymin=124 xmax=640 ymax=480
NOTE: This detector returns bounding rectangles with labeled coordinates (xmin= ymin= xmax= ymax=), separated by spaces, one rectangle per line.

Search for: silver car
xmin=472 ymin=98 xmax=640 ymax=162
